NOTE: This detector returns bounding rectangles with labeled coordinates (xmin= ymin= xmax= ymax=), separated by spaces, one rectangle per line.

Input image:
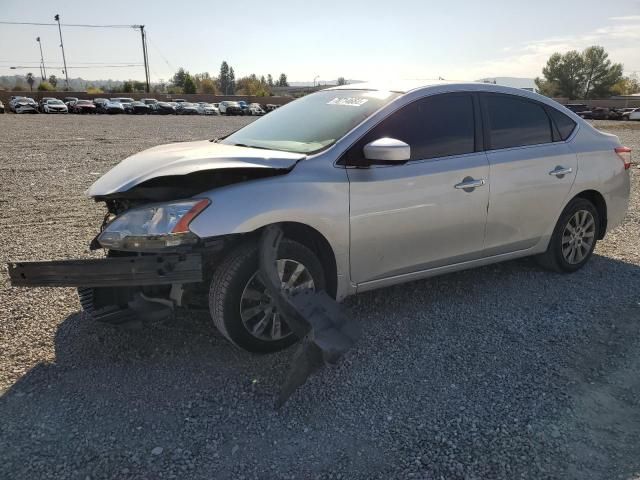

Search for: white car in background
xmin=218 ymin=101 xmax=243 ymax=115
xmin=42 ymin=99 xmax=68 ymax=114
xmin=10 ymin=97 xmax=38 ymax=114
xmin=248 ymin=103 xmax=265 ymax=116
xmin=629 ymin=108 xmax=640 ymax=121
xmin=196 ymin=102 xmax=219 ymax=115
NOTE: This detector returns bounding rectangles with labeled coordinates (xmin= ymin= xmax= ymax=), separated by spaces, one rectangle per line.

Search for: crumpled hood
xmin=86 ymin=140 xmax=306 ymax=197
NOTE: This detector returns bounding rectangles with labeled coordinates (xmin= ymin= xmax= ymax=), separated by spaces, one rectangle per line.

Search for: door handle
xmin=454 ymin=177 xmax=486 ymax=190
xmin=549 ymin=166 xmax=573 ymax=177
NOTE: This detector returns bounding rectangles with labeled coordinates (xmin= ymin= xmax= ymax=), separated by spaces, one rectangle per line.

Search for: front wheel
xmin=209 ymin=239 xmax=325 ymax=353
xmin=536 ymin=198 xmax=599 ymax=273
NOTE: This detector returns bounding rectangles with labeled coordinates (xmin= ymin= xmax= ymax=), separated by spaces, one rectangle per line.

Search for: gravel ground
xmin=1 ymin=116 xmax=639 ymax=480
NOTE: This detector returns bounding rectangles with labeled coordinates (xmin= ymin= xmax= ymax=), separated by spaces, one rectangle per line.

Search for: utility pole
xmin=54 ymin=14 xmax=69 ymax=90
xmin=137 ymin=25 xmax=150 ymax=93
xmin=36 ymin=37 xmax=47 ymax=81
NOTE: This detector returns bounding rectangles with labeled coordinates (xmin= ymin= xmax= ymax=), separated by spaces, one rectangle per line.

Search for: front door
xmin=344 ymin=93 xmax=490 ymax=284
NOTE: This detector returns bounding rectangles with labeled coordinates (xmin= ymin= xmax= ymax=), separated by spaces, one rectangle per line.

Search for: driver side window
xmin=341 ymin=93 xmax=476 ymax=166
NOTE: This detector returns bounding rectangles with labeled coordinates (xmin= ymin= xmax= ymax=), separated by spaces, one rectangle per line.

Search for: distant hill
xmin=0 ymin=74 xmax=126 ymax=91
xmin=0 ymin=74 xmax=366 ymax=92
xmin=476 ymin=77 xmax=537 ymax=90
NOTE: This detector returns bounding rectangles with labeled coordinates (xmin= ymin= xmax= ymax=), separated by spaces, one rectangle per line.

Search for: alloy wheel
xmin=239 ymin=259 xmax=315 ymax=341
xmin=561 ymin=210 xmax=596 ymax=264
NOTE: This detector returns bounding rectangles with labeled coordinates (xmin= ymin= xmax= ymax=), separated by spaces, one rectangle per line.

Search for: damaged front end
xmin=8 ymin=140 xmax=301 ymax=326
xmin=7 ymin=140 xmax=360 ymax=406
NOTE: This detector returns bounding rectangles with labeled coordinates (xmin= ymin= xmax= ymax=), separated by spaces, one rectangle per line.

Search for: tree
xmin=199 ymin=77 xmax=218 ymax=94
xmin=219 ymin=61 xmax=230 ymax=94
xmin=337 ymin=77 xmax=347 ymax=86
xmin=48 ymin=75 xmax=57 ymax=88
xmin=26 ymin=72 xmax=35 ymax=91
xmin=86 ymin=86 xmax=103 ymax=94
xmin=229 ymin=67 xmax=236 ymax=94
xmin=611 ymin=74 xmax=640 ymax=96
xmin=132 ymin=80 xmax=146 ymax=92
xmin=536 ymin=51 xmax=584 ymax=99
xmin=122 ymin=81 xmax=134 ymax=93
xmin=581 ymin=46 xmax=623 ymax=98
xmin=267 ymin=74 xmax=273 ymax=87
xmin=183 ymin=74 xmax=196 ymax=94
xmin=236 ymin=75 xmax=270 ymax=96
xmin=535 ymin=46 xmax=624 ymax=99
xmin=171 ymin=67 xmax=188 ymax=89
xmin=37 ymin=81 xmax=55 ymax=91
xmin=277 ymin=73 xmax=289 ymax=87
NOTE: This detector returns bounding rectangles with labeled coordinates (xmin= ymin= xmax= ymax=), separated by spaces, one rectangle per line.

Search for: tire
xmin=536 ymin=197 xmax=600 ymax=273
xmin=209 ymin=239 xmax=326 ymax=353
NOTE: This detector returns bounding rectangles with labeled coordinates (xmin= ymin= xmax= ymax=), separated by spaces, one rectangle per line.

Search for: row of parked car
xmin=564 ymin=103 xmax=640 ymax=121
xmin=1 ymin=96 xmax=283 ymax=116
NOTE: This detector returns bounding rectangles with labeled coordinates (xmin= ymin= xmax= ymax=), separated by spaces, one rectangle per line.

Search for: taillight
xmin=615 ymin=147 xmax=632 ymax=170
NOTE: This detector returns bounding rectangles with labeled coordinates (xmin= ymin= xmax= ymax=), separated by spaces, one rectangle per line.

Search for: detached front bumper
xmin=8 ymin=253 xmax=203 ymax=287
xmin=8 ymin=254 xmax=203 ymax=325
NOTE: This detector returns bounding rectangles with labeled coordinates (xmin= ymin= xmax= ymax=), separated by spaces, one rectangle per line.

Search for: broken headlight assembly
xmin=98 ymin=199 xmax=210 ymax=252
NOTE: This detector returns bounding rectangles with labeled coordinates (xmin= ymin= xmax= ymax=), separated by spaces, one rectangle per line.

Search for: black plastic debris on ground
xmin=258 ymin=225 xmax=361 ymax=408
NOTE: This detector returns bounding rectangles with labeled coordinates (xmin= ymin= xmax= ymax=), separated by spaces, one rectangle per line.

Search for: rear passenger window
xmin=343 ymin=93 xmax=475 ymax=164
xmin=547 ymin=107 xmax=577 ymax=140
xmin=484 ymin=95 xmax=552 ymax=149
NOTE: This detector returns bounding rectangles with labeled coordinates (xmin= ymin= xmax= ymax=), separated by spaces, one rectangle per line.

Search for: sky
xmin=1 ymin=0 xmax=639 ymax=83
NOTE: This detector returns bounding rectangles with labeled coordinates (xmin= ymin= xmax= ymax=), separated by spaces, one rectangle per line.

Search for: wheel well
xmin=273 ymin=222 xmax=339 ymax=298
xmin=574 ymin=190 xmax=607 ymax=239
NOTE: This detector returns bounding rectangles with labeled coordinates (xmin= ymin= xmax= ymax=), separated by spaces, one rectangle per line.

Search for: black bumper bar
xmin=7 ymin=254 xmax=203 ymax=287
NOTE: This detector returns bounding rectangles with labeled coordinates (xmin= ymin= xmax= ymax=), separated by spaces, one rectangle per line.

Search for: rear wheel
xmin=536 ymin=198 xmax=599 ymax=273
xmin=209 ymin=239 xmax=325 ymax=353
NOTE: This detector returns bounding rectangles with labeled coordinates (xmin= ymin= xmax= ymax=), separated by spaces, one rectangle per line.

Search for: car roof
xmin=326 ymin=80 xmax=568 ymax=110
xmin=326 ymin=79 xmax=458 ymax=93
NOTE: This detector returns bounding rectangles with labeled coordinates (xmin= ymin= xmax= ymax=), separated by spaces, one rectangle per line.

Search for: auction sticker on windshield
xmin=327 ymin=97 xmax=369 ymax=107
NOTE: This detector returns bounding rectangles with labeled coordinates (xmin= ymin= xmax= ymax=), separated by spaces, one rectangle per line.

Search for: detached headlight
xmin=98 ymin=199 xmax=210 ymax=251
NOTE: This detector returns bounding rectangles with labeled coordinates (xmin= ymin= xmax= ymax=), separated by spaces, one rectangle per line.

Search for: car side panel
xmin=484 ymin=142 xmax=577 ymax=253
xmin=565 ymin=125 xmax=630 ymax=233
xmin=188 ymin=157 xmax=353 ymax=299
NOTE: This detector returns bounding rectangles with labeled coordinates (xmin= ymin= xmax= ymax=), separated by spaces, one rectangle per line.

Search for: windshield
xmin=221 ymin=89 xmax=400 ymax=154
xmin=48 ymin=100 xmax=64 ymax=104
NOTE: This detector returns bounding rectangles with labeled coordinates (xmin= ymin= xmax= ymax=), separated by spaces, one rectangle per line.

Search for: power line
xmin=0 ymin=61 xmax=143 ymax=65
xmin=1 ymin=17 xmax=152 ymax=85
xmin=0 ymin=21 xmax=136 ymax=28
xmin=6 ymin=64 xmax=144 ymax=69
xmin=146 ymin=32 xmax=175 ymax=72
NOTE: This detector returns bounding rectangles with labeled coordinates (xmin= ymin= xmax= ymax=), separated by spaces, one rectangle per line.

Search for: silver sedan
xmin=11 ymin=81 xmax=632 ymax=353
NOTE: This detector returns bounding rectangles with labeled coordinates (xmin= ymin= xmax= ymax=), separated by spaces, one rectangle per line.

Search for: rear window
xmin=548 ymin=107 xmax=577 ymax=141
xmin=484 ymin=95 xmax=552 ymax=149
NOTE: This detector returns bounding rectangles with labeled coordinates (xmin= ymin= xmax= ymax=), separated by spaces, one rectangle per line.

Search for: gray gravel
xmin=1 ymin=116 xmax=640 ymax=480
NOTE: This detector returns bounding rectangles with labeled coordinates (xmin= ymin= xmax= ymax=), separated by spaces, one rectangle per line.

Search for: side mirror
xmin=363 ymin=138 xmax=410 ymax=162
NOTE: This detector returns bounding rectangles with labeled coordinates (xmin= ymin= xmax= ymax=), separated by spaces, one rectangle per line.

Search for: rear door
xmin=345 ymin=93 xmax=490 ymax=284
xmin=481 ymin=94 xmax=577 ymax=254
